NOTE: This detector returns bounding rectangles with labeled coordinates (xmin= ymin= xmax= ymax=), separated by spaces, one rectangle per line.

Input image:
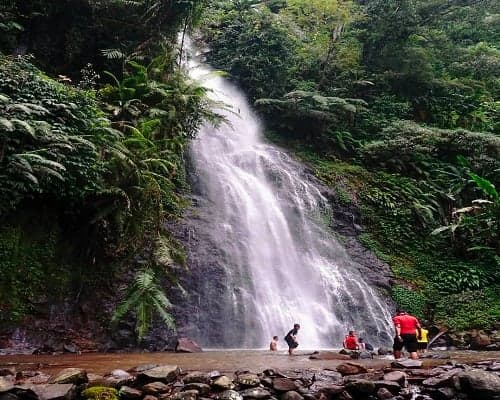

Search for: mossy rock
xmin=82 ymin=387 xmax=119 ymax=400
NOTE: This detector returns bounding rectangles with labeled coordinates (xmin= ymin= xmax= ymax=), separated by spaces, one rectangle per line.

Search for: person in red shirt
xmin=393 ymin=309 xmax=422 ymax=359
xmin=343 ymin=330 xmax=360 ymax=350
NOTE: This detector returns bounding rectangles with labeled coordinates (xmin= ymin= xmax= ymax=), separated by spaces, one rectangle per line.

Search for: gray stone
xmin=456 ymin=370 xmax=500 ymax=400
xmin=391 ymin=360 xmax=423 ymax=369
xmin=143 ymin=382 xmax=170 ymax=395
xmin=281 ymin=391 xmax=303 ymax=400
xmin=422 ymin=369 xmax=462 ymax=388
xmin=345 ymin=379 xmax=377 ymax=397
xmin=337 ymin=363 xmax=368 ymax=376
xmin=213 ymin=376 xmax=234 ymax=391
xmin=176 ymin=338 xmax=202 ymax=353
xmin=239 ymin=388 xmax=272 ymax=399
xmin=138 ymin=365 xmax=180 ymax=383
xmin=21 ymin=384 xmax=76 ymax=400
xmin=237 ymin=374 xmax=261 ymax=388
xmin=184 ymin=383 xmax=211 ymax=395
xmin=184 ymin=372 xmax=211 ymax=385
xmin=273 ymin=379 xmax=299 ymax=392
xmin=170 ymin=390 xmax=198 ymax=400
xmin=383 ymin=371 xmax=407 ymax=386
xmin=119 ymin=386 xmax=143 ymax=399
xmin=376 ymin=387 xmax=393 ymax=400
xmin=217 ymin=390 xmax=243 ymax=400
xmin=359 ymin=351 xmax=373 ymax=359
xmin=373 ymin=381 xmax=401 ymax=394
xmin=48 ymin=369 xmax=87 ymax=385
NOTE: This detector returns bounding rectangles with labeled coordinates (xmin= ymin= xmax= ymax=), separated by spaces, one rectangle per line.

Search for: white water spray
xmin=182 ymin=41 xmax=393 ymax=349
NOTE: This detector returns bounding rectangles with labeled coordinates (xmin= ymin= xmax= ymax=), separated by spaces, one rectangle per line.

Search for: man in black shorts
xmin=392 ymin=309 xmax=422 ymax=360
xmin=284 ymin=323 xmax=300 ymax=355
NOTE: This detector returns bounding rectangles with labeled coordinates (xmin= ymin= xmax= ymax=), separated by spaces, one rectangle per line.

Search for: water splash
xmin=181 ymin=41 xmax=393 ymax=349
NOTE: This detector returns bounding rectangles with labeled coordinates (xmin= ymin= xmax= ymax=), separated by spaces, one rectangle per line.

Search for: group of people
xmin=269 ymin=309 xmax=429 ymax=359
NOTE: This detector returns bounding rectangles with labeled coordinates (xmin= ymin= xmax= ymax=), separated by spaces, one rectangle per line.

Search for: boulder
xmin=456 ymin=370 xmax=500 ymax=400
xmin=137 ymin=365 xmax=180 ymax=384
xmin=48 ymin=369 xmax=87 ymax=385
xmin=176 ymin=338 xmax=202 ymax=353
xmin=62 ymin=344 xmax=79 ymax=354
xmin=422 ymin=369 xmax=462 ymax=388
xmin=345 ymin=379 xmax=376 ymax=398
xmin=336 ymin=363 xmax=368 ymax=376
xmin=373 ymin=381 xmax=401 ymax=395
xmin=20 ymin=384 xmax=77 ymax=400
xmin=170 ymin=390 xmax=199 ymax=400
xmin=184 ymin=372 xmax=211 ymax=385
xmin=376 ymin=388 xmax=393 ymax=400
xmin=383 ymin=371 xmax=407 ymax=386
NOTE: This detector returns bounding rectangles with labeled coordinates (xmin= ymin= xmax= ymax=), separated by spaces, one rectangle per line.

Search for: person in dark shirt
xmin=284 ymin=323 xmax=300 ymax=355
xmin=359 ymin=338 xmax=374 ymax=351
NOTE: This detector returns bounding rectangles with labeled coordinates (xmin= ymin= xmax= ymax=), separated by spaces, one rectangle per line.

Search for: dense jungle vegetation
xmin=0 ymin=0 xmax=498 ymax=342
xmin=201 ymin=0 xmax=500 ymax=331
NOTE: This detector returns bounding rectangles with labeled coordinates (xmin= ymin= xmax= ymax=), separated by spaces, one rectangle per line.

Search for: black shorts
xmin=417 ymin=342 xmax=428 ymax=350
xmin=393 ymin=334 xmax=418 ymax=353
xmin=285 ymin=337 xmax=298 ymax=349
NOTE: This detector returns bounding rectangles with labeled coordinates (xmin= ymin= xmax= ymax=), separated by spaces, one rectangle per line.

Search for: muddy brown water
xmin=1 ymin=350 xmax=499 ymax=375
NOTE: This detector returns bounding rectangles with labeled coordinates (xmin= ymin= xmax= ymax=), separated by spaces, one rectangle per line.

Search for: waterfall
xmin=178 ymin=41 xmax=393 ymax=349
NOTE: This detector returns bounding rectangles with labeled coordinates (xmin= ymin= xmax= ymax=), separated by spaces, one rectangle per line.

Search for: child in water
xmin=269 ymin=336 xmax=278 ymax=351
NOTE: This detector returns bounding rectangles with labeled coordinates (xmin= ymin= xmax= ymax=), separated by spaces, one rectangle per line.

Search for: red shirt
xmin=344 ymin=335 xmax=358 ymax=350
xmin=393 ymin=314 xmax=420 ymax=334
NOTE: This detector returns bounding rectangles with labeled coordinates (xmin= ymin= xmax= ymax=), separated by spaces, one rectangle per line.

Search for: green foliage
xmin=112 ymin=268 xmax=175 ymax=341
xmin=82 ymin=387 xmax=118 ymax=400
xmin=391 ymin=285 xmax=426 ymax=321
xmin=433 ymin=287 xmax=500 ymax=330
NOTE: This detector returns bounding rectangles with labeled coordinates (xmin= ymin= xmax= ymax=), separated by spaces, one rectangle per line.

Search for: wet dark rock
xmin=184 ymin=383 xmax=211 ymax=395
xmin=376 ymin=387 xmax=393 ymax=400
xmin=183 ymin=372 xmax=210 ymax=385
xmin=336 ymin=363 xmax=368 ymax=376
xmin=345 ymin=379 xmax=376 ymax=398
xmin=309 ymin=382 xmax=344 ymax=397
xmin=143 ymin=382 xmax=170 ymax=395
xmin=0 ymin=393 xmax=18 ymax=400
xmin=281 ymin=391 xmax=303 ymax=400
xmin=391 ymin=360 xmax=422 ymax=369
xmin=118 ymin=386 xmax=142 ymax=399
xmin=383 ymin=371 xmax=407 ymax=385
xmin=0 ymin=369 xmax=16 ymax=377
xmin=422 ymin=387 xmax=456 ymax=400
xmin=377 ymin=348 xmax=391 ymax=356
xmin=373 ymin=381 xmax=401 ymax=394
xmin=422 ymin=369 xmax=461 ymax=388
xmin=176 ymin=339 xmax=202 ymax=353
xmin=272 ymin=379 xmax=298 ymax=392
xmin=261 ymin=378 xmax=273 ymax=388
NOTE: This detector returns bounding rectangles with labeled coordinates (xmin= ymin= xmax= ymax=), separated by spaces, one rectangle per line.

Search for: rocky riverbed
xmin=0 ymin=351 xmax=499 ymax=400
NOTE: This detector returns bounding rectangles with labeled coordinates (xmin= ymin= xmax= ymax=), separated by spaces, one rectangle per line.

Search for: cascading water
xmin=177 ymin=41 xmax=393 ymax=349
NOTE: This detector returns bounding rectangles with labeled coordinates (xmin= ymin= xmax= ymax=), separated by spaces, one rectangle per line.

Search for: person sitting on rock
xmin=358 ymin=338 xmax=374 ymax=351
xmin=270 ymin=336 xmax=279 ymax=351
xmin=343 ymin=330 xmax=360 ymax=350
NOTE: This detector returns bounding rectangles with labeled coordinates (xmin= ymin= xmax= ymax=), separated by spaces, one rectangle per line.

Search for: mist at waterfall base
xmin=174 ymin=43 xmax=393 ymax=350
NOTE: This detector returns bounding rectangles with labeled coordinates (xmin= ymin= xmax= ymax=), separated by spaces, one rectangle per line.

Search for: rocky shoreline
xmin=0 ymin=355 xmax=499 ymax=400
